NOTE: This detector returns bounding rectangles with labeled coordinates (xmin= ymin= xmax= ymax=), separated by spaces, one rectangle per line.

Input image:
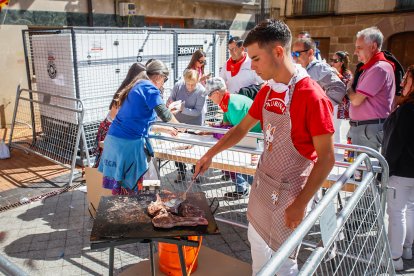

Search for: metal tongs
xmin=165 ymin=174 xmax=198 ymax=209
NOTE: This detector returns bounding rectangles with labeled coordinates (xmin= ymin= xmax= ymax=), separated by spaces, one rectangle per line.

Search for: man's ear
xmin=272 ymin=45 xmax=285 ymax=59
xmin=308 ymin=48 xmax=314 ymax=58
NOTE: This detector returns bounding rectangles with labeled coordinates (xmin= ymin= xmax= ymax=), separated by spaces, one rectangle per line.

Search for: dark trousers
xmin=175 ymin=162 xmax=195 ymax=175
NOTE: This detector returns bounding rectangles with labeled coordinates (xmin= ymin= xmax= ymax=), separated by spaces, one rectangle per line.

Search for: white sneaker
xmin=402 ymin=247 xmax=412 ymax=260
xmin=393 ymin=257 xmax=404 ymax=271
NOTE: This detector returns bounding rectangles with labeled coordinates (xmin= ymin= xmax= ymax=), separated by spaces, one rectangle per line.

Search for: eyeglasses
xmin=291 ymin=49 xmax=310 ymax=58
xmin=198 ymin=59 xmax=206 ymax=65
xmin=163 ymin=76 xmax=168 ymax=82
xmin=329 ymin=58 xmax=341 ymax=63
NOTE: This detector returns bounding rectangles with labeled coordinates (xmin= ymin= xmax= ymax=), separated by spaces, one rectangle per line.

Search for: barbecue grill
xmin=90 ymin=192 xmax=220 ymax=276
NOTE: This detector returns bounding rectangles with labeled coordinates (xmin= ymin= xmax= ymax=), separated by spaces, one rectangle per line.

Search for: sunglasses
xmin=291 ymin=49 xmax=310 ymax=58
xmin=163 ymin=76 xmax=168 ymax=82
xmin=329 ymin=58 xmax=341 ymax=63
xmin=198 ymin=59 xmax=206 ymax=65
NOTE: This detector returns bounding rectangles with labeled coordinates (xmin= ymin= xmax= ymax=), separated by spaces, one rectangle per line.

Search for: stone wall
xmin=286 ymin=12 xmax=414 ymax=70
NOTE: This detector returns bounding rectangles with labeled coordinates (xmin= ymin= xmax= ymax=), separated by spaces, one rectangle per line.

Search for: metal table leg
xmin=149 ymin=241 xmax=155 ymax=276
xmin=177 ymin=244 xmax=187 ymax=276
xmin=109 ymin=246 xmax=114 ymax=276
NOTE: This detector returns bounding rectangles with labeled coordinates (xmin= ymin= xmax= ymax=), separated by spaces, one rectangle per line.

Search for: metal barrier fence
xmin=150 ymin=122 xmax=394 ymax=274
xmin=150 ymin=122 xmax=263 ymax=228
xmin=22 ymin=27 xmax=229 ymax=162
xmin=8 ymin=88 xmax=85 ymax=186
xmin=258 ymin=151 xmax=394 ymax=275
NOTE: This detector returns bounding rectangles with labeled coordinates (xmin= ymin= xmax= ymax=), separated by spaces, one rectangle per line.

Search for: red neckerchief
xmin=226 ymin=53 xmax=247 ymax=77
xmin=360 ymin=52 xmax=395 ymax=71
xmin=219 ymin=92 xmax=230 ymax=112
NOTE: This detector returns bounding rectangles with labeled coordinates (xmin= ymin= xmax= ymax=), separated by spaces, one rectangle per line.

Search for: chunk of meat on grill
xmin=152 ymin=210 xmax=208 ymax=228
xmin=147 ymin=194 xmax=165 ymax=216
xmin=178 ymin=201 xmax=205 ymax=218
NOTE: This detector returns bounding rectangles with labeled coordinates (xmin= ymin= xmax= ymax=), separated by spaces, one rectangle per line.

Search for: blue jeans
xmin=233 ymin=173 xmax=253 ymax=192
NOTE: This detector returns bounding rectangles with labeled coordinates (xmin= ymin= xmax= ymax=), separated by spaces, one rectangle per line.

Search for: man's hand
xmin=284 ymin=201 xmax=307 ymax=229
xmin=194 ymin=154 xmax=213 ymax=179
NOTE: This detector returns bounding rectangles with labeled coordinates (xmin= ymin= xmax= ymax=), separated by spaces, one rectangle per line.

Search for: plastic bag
xmin=144 ymin=160 xmax=159 ymax=180
xmin=143 ymin=159 xmax=160 ymax=190
xmin=0 ymin=140 xmax=10 ymax=159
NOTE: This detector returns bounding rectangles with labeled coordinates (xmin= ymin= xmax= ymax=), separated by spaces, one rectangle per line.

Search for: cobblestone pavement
xmin=0 ymin=174 xmax=413 ymax=275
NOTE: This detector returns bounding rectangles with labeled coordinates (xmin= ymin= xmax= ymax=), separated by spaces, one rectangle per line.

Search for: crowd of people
xmin=93 ymin=19 xmax=413 ymax=274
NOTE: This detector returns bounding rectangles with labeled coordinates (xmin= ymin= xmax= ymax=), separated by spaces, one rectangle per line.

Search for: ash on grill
xmin=148 ymin=194 xmax=208 ymax=228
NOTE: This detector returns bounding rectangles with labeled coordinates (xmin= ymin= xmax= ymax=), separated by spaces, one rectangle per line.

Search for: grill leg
xmin=150 ymin=241 xmax=155 ymax=276
xmin=177 ymin=244 xmax=187 ymax=276
xmin=109 ymin=246 xmax=114 ymax=276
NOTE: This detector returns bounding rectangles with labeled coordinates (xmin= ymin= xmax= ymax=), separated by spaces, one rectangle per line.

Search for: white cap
xmin=205 ymin=77 xmax=226 ymax=96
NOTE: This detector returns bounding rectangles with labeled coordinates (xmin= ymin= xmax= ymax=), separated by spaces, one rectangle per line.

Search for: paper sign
xmin=320 ymin=199 xmax=337 ymax=247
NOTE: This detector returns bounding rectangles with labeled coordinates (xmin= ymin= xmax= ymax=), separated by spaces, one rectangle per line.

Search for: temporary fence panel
xmin=257 ymin=150 xmax=394 ymax=276
xmin=8 ymin=88 xmax=85 ymax=186
xmin=173 ymin=30 xmax=229 ymax=123
xmin=149 ymin=122 xmax=263 ymax=228
xmin=23 ymin=27 xmax=229 ymax=163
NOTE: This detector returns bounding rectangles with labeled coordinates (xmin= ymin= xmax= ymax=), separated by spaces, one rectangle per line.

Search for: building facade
xmin=0 ymin=0 xmax=258 ymax=127
xmin=277 ymin=0 xmax=414 ymax=70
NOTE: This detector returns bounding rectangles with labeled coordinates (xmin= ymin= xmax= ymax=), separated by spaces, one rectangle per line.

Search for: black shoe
xmin=174 ymin=173 xmax=186 ymax=183
xmin=224 ymin=190 xmax=249 ymax=200
xmin=221 ymin=174 xmax=231 ymax=181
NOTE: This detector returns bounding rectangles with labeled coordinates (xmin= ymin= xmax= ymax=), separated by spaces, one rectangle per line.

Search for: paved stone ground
xmin=0 ymin=188 xmax=251 ymax=275
xmin=0 ymin=172 xmax=413 ymax=275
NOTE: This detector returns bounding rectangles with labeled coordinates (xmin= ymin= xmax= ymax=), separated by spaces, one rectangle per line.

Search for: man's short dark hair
xmin=295 ymin=38 xmax=316 ymax=52
xmin=243 ymin=19 xmax=292 ymax=51
xmin=229 ymin=36 xmax=244 ymax=48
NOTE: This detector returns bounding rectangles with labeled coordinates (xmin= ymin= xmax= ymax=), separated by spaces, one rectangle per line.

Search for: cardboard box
xmin=84 ymin=167 xmax=113 ymax=218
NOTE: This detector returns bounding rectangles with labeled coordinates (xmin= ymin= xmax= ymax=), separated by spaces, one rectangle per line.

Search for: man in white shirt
xmin=220 ymin=36 xmax=263 ymax=96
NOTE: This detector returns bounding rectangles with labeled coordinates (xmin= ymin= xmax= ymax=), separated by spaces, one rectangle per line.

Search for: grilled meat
xmin=147 ymin=194 xmax=208 ymax=228
xmin=178 ymin=201 xmax=205 ymax=217
xmin=152 ymin=210 xmax=208 ymax=228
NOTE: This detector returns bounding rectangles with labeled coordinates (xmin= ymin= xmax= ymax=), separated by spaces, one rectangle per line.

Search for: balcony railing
xmin=396 ymin=0 xmax=414 ymax=10
xmin=292 ymin=0 xmax=335 ymax=16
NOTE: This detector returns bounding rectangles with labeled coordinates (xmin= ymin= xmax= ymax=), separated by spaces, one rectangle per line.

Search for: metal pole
xmin=149 ymin=241 xmax=155 ymax=276
xmin=173 ymin=31 xmax=178 ymax=83
xmin=21 ymin=30 xmax=37 ymax=143
xmin=0 ymin=254 xmax=29 ymax=276
xmin=8 ymin=86 xmax=21 ymax=148
xmin=177 ymin=244 xmax=188 ymax=276
xmin=68 ymin=101 xmax=84 ymax=186
xmin=109 ymin=246 xmax=114 ymax=276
